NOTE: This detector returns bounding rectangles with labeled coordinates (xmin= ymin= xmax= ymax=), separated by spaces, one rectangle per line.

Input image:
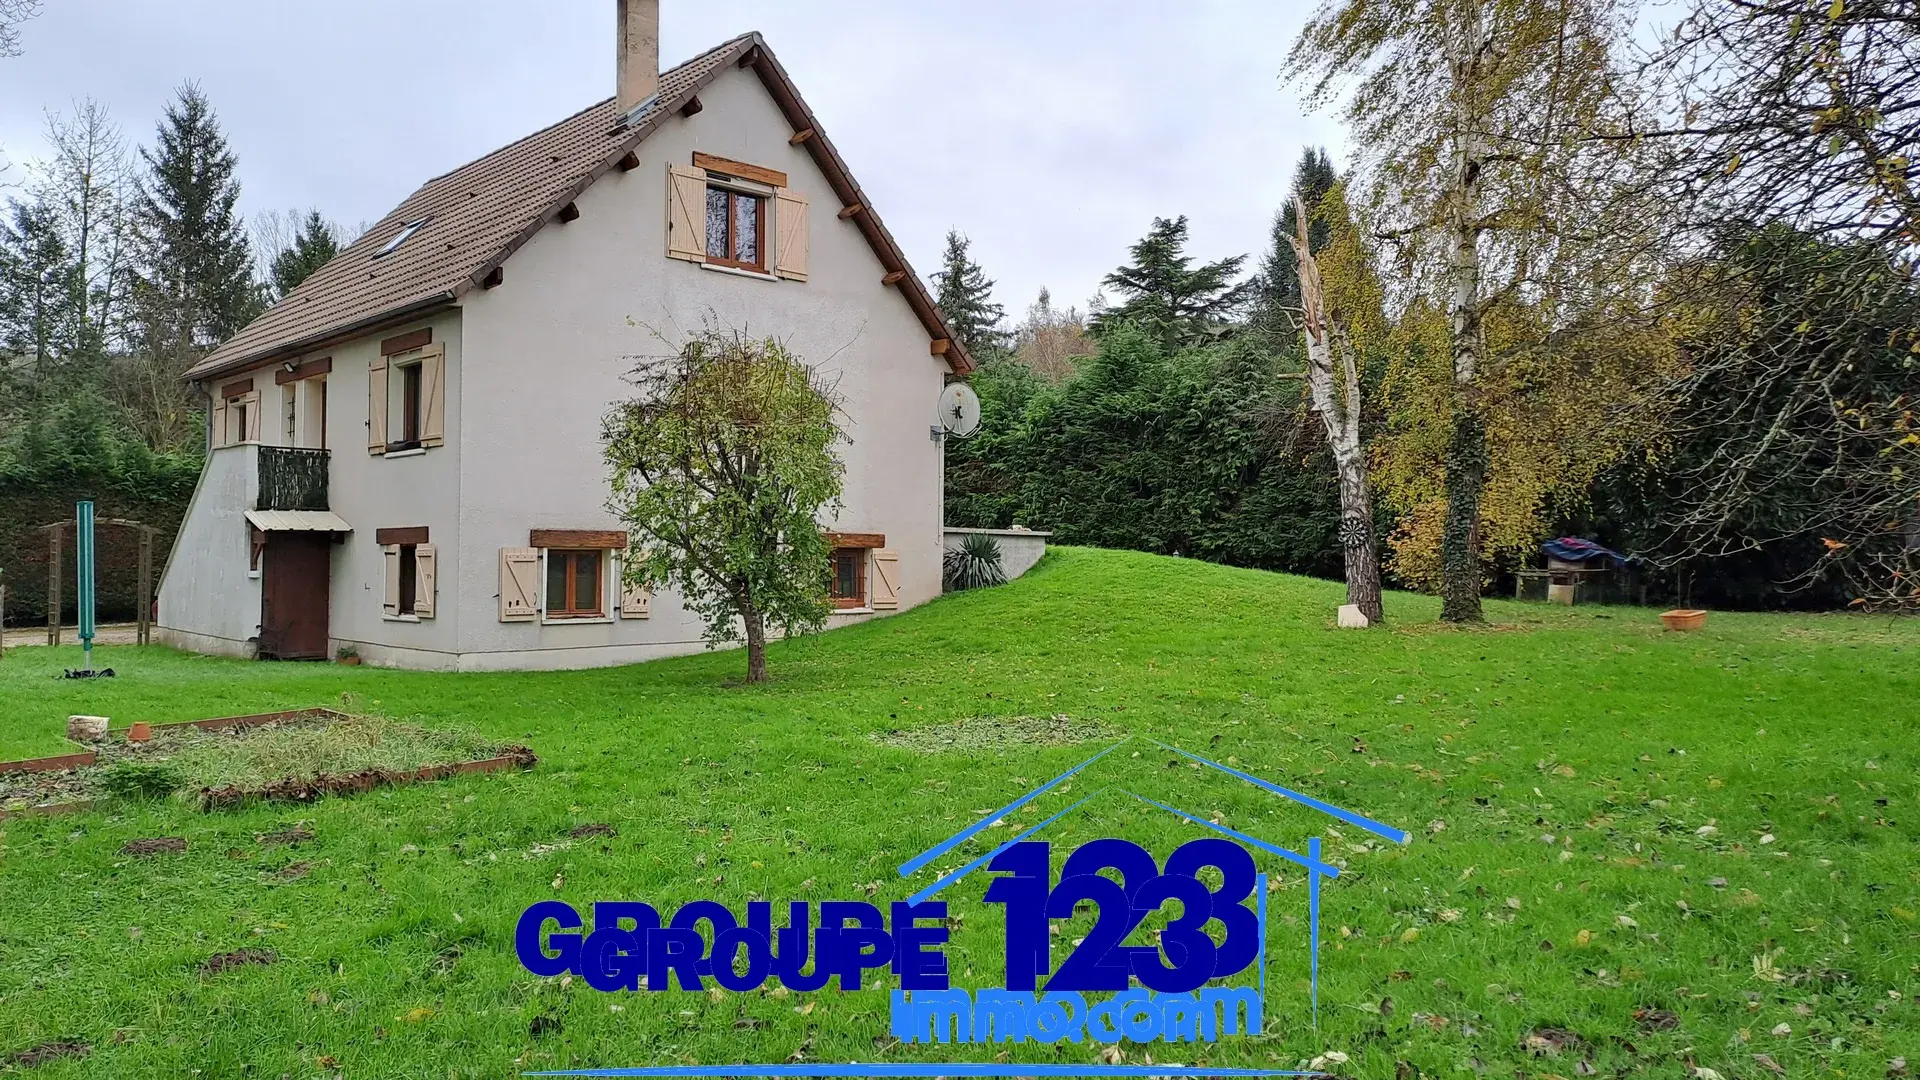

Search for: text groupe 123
xmin=513 ymin=837 xmax=1268 ymax=1044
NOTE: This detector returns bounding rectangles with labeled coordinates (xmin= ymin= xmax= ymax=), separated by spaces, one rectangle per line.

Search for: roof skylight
xmin=376 ymin=217 xmax=430 ymax=257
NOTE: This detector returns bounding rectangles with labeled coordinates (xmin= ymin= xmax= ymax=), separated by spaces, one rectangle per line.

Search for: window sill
xmin=830 ymin=606 xmax=874 ymax=616
xmin=382 ymin=447 xmax=427 ymax=459
xmin=382 ymin=613 xmax=424 ymax=623
xmin=701 ymin=262 xmax=779 ymax=283
xmin=542 ymin=614 xmax=613 ymax=626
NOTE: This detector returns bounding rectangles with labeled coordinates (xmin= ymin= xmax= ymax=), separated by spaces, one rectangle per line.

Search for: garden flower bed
xmin=0 ymin=708 xmax=534 ymax=816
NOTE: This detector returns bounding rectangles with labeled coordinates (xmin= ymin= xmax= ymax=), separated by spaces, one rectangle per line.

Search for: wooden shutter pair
xmin=495 ymin=547 xmax=650 ymax=621
xmin=665 ymin=162 xmax=809 ymax=280
xmin=367 ymin=345 xmax=445 ymax=454
xmin=382 ymin=544 xmax=437 ymax=617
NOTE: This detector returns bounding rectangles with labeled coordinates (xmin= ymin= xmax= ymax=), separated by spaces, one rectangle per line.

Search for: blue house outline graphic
xmin=894 ymin=737 xmax=1412 ymax=1023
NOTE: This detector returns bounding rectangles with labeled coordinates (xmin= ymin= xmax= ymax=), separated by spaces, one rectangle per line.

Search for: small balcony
xmin=257 ymin=446 xmax=330 ymax=511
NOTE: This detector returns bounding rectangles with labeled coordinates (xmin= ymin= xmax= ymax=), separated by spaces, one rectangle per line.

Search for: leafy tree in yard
xmin=604 ymin=330 xmax=846 ymax=683
xmin=1643 ymin=226 xmax=1919 ymax=610
xmin=931 ymin=229 xmax=1007 ymax=357
xmin=1091 ymin=216 xmax=1249 ymax=347
xmin=1287 ymin=0 xmax=1664 ymax=621
xmin=128 ymin=83 xmax=264 ymax=451
xmin=267 ymin=210 xmax=342 ymax=298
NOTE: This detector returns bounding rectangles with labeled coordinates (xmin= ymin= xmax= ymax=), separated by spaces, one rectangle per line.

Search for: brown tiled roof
xmin=188 ymin=33 xmax=971 ymax=380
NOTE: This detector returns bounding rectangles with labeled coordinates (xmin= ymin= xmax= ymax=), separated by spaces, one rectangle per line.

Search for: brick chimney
xmin=616 ymin=0 xmax=660 ymax=116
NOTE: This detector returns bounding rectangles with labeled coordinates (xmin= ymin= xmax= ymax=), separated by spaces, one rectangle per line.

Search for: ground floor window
xmin=829 ymin=547 xmax=866 ymax=609
xmin=546 ymin=549 xmax=604 ymax=618
xmin=397 ymin=543 xmax=418 ymax=615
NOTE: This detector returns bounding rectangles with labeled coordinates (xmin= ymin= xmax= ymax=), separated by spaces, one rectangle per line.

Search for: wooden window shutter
xmin=666 ymin=164 xmax=708 ymax=262
xmin=419 ymin=344 xmax=446 ymax=447
xmin=872 ymin=549 xmax=900 ymax=609
xmin=499 ymin=547 xmax=539 ymax=622
xmin=619 ymin=556 xmax=650 ymax=619
xmin=211 ymin=397 xmax=229 ymax=448
xmin=413 ymin=544 xmax=437 ymax=617
xmin=382 ymin=545 xmax=401 ymax=616
xmin=773 ymin=187 xmax=809 ymax=281
xmin=240 ymin=391 xmax=262 ymax=442
xmin=367 ymin=355 xmax=389 ymax=454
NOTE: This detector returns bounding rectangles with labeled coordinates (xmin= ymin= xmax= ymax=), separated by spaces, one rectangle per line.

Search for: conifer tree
xmin=129 ymin=83 xmax=263 ymax=450
xmin=1251 ymin=148 xmax=1338 ymax=338
xmin=269 ymin=210 xmax=341 ymax=298
xmin=931 ymin=229 xmax=1007 ymax=356
xmin=1091 ymin=216 xmax=1248 ymax=347
xmin=0 ymin=196 xmax=74 ymax=377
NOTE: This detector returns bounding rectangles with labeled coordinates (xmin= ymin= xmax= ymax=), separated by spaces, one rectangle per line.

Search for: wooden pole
xmin=47 ymin=526 xmax=61 ymax=647
xmin=1 ymin=578 xmax=7 ymax=659
xmin=138 ymin=528 xmax=153 ymax=646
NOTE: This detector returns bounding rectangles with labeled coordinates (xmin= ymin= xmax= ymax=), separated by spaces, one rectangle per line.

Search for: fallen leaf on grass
xmin=1751 ymin=1053 xmax=1786 ymax=1075
xmin=201 ymin=948 xmax=276 ymax=976
xmin=1888 ymin=1057 xmax=1908 ymax=1078
xmin=121 ymin=836 xmax=187 ymax=857
xmin=1575 ymin=929 xmax=1592 ymax=947
xmin=1101 ymin=1045 xmax=1127 ymax=1065
xmin=403 ymin=1007 xmax=436 ymax=1023
xmin=1632 ymin=1007 xmax=1679 ymax=1030
xmin=257 ymin=825 xmax=314 ymax=846
xmin=0 ymin=1040 xmax=91 ymax=1068
xmin=1309 ymin=1050 xmax=1350 ymax=1070
xmin=1523 ymin=1029 xmax=1586 ymax=1056
xmin=316 ymin=1054 xmax=340 ymax=1068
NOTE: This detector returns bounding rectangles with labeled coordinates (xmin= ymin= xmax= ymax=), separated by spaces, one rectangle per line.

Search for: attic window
xmin=377 ymin=217 xmax=430 ymax=257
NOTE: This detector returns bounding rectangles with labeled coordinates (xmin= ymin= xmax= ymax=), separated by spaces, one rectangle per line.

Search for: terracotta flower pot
xmin=337 ymin=655 xmax=362 ymax=666
xmin=128 ymin=722 xmax=152 ymax=743
xmin=1660 ymin=609 xmax=1708 ymax=631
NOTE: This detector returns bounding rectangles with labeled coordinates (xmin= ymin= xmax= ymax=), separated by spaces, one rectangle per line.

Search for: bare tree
xmin=0 ymin=0 xmax=41 ymax=57
xmin=1011 ymin=288 xmax=1095 ymax=381
xmin=36 ymin=100 xmax=135 ymax=358
xmin=1651 ymin=0 xmax=1920 ymax=254
xmin=1288 ymin=191 xmax=1384 ymax=623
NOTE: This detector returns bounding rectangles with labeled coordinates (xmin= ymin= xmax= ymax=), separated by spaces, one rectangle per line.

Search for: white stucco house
xmin=156 ymin=2 xmax=976 ymax=671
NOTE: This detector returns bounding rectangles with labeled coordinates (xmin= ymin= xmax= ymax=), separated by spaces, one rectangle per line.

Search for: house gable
xmin=184 ymin=33 xmax=971 ymax=384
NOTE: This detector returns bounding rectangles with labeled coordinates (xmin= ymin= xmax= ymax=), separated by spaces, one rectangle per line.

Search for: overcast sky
xmin=0 ymin=1 xmax=1346 ymax=321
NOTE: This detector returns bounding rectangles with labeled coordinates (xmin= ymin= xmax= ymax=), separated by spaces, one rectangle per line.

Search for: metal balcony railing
xmin=257 ymin=446 xmax=330 ymax=511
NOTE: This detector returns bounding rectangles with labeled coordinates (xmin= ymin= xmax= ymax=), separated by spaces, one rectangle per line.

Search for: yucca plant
xmin=943 ymin=533 xmax=1007 ymax=591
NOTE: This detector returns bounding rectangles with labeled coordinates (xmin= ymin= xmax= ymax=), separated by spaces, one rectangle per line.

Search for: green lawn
xmin=0 ymin=547 xmax=1914 ymax=1078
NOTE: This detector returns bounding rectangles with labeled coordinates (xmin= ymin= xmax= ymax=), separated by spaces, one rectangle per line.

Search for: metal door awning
xmin=245 ymin=509 xmax=353 ymax=533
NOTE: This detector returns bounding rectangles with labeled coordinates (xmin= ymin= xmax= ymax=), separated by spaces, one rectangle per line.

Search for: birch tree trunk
xmin=1288 ymin=195 xmax=1384 ymax=624
xmin=1439 ymin=1 xmax=1489 ymax=624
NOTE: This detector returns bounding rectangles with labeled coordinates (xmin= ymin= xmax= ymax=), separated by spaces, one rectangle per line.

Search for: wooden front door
xmin=261 ymin=533 xmax=332 ymax=660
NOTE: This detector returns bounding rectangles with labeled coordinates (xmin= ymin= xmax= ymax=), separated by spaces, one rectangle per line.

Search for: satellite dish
xmin=937 ymin=382 xmax=982 ymax=439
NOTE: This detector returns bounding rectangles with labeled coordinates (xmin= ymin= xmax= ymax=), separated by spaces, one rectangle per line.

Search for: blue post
xmin=76 ymin=500 xmax=95 ymax=671
xmin=1307 ymin=836 xmax=1322 ymax=1029
xmin=1255 ymin=871 xmax=1267 ymax=1001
